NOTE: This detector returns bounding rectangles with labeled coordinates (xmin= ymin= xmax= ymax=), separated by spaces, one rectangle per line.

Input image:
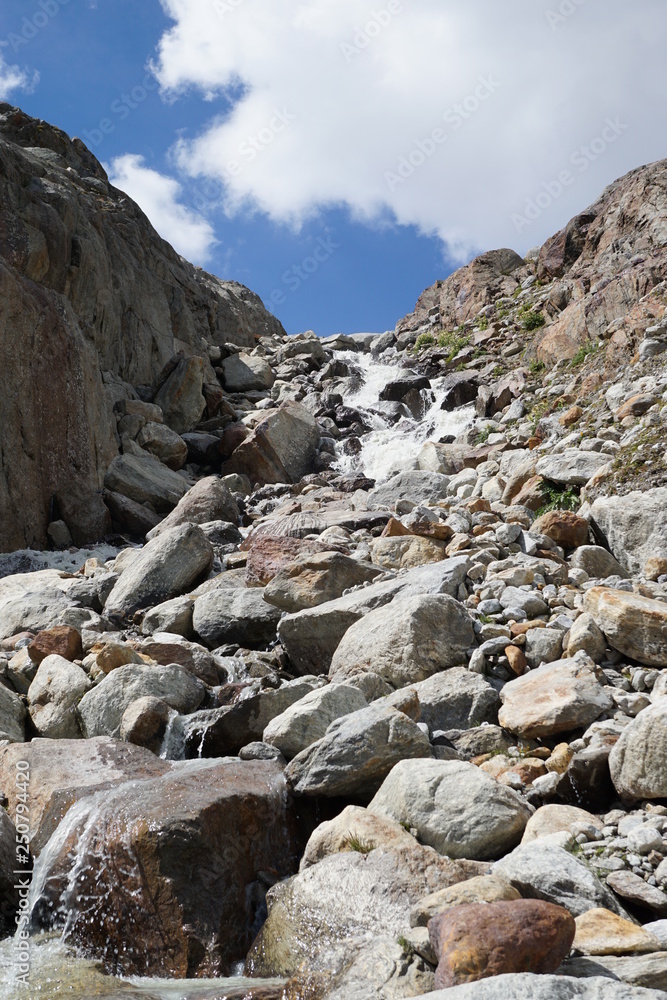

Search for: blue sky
xmin=1 ymin=1 xmax=665 ymax=335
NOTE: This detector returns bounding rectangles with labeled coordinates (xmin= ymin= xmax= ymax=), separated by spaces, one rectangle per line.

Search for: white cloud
xmin=0 ymin=56 xmax=38 ymax=101
xmin=152 ymin=0 xmax=666 ymax=261
xmin=106 ymin=153 xmax=217 ymax=264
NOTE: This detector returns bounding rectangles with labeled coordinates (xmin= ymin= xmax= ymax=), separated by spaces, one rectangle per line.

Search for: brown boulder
xmin=532 ymin=510 xmax=589 ymax=549
xmin=429 ymin=899 xmax=575 ymax=988
xmin=245 ymin=535 xmax=333 ymax=586
xmin=30 ymin=759 xmax=299 ymax=978
xmin=153 ymin=356 xmax=206 ymax=434
xmin=224 ymin=401 xmax=320 ymax=485
xmin=584 ymin=587 xmax=667 ymax=667
xmin=28 ymin=625 xmax=83 ymax=665
xmin=616 ymin=392 xmax=659 ymax=420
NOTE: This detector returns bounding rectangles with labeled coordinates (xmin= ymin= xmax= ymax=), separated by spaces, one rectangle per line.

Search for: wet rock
xmin=583 ymin=588 xmax=667 ymax=667
xmin=411 ymin=876 xmax=521 ymax=927
xmin=147 ymin=476 xmax=239 ymax=538
xmin=493 ymin=843 xmax=628 ymax=917
xmin=263 ymin=683 xmax=368 ymax=759
xmin=119 ymin=695 xmax=171 ymax=752
xmin=192 ymin=587 xmax=282 ymax=649
xmin=246 ymin=844 xmax=467 ymax=977
xmin=369 ymin=758 xmax=532 ymax=860
xmin=589 ymin=489 xmax=667 ymax=575
xmin=418 ymin=973 xmax=661 ymax=997
xmin=27 ymin=654 xmax=92 ymax=739
xmin=285 ymin=703 xmax=432 ymax=799
xmin=0 ymin=737 xmax=171 ymax=853
xmin=0 ymin=808 xmax=20 ymax=937
xmin=368 ymin=470 xmax=451 ymax=509
xmin=278 ymin=557 xmax=470 ymax=675
xmin=263 ymin=552 xmax=383 ymax=612
xmin=30 ymin=759 xmax=299 ymax=978
xmin=224 ymin=401 xmax=320 ymax=485
xmin=429 ymin=899 xmax=575 ymax=989
xmin=153 ymin=356 xmax=206 ymax=434
xmin=498 ymin=654 xmax=613 ymax=739
xmin=536 ymin=451 xmax=610 ymax=486
xmin=300 ymin=804 xmax=418 ymax=869
xmin=329 ymin=594 xmax=474 ymax=689
xmin=136 ymin=422 xmax=188 ymax=470
xmin=28 ymin=625 xmax=82 ymax=665
xmin=440 ymin=371 xmax=480 ymax=410
xmin=104 ymin=523 xmax=213 ymax=618
xmin=609 ymin=699 xmax=667 ymax=801
xmin=78 ymin=662 xmax=205 ymax=739
xmin=103 ymin=453 xmax=190 ymax=513
xmin=574 ymin=908 xmax=662 ymax=956
xmin=533 ymin=511 xmax=590 ymax=549
xmin=222 ymin=352 xmax=275 ymax=392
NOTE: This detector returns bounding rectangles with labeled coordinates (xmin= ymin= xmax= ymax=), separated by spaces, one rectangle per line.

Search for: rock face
xmin=429 ymin=900 xmax=575 ymax=989
xmin=0 ymin=104 xmax=283 ymax=552
xmin=369 ymin=759 xmax=533 ymax=860
xmin=589 ymin=488 xmax=667 ymax=576
xmin=30 ymin=759 xmax=299 ymax=978
xmin=583 ymin=587 xmax=667 ymax=667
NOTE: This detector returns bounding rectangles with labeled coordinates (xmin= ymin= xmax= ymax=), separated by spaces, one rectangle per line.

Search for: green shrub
xmin=414 ymin=331 xmax=435 ymax=350
xmin=522 ymin=310 xmax=546 ymax=331
xmin=536 ymin=482 xmax=580 ymax=515
xmin=529 ymin=358 xmax=546 ymax=374
xmin=570 ymin=342 xmax=599 ymax=367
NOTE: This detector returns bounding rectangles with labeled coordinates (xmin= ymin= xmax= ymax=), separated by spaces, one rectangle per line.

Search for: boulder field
xmin=0 ymin=116 xmax=667 ymax=998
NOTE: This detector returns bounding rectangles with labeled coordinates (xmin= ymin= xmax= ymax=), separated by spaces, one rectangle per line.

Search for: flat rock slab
xmin=584 ymin=587 xmax=667 ymax=667
xmin=418 ymin=973 xmax=664 ymax=997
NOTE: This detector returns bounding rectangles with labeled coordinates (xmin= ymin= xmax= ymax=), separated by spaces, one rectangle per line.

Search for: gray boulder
xmin=499 ymin=586 xmax=549 ymax=618
xmin=27 ymin=654 xmax=92 ymax=739
xmin=246 ymin=844 xmax=466 ymax=977
xmin=419 ymin=974 xmax=663 ymax=998
xmin=0 ymin=587 xmax=72 ymax=641
xmin=0 ymin=683 xmax=26 ymax=742
xmin=536 ymin=451 xmax=610 ymax=486
xmin=570 ymin=546 xmax=628 ymax=580
xmin=221 ymin=352 xmax=275 ymax=392
xmin=103 ymin=453 xmax=190 ymax=512
xmin=609 ymin=699 xmax=667 ymax=801
xmin=368 ymin=471 xmax=451 ymax=510
xmin=104 ymin=523 xmax=213 ymax=617
xmin=136 ymin=422 xmax=188 ymax=470
xmin=263 ymin=551 xmax=384 ymax=612
xmin=493 ymin=843 xmax=629 ymax=917
xmin=369 ymin=758 xmax=532 ymax=860
xmin=141 ymin=596 xmax=194 ymax=637
xmin=192 ymin=587 xmax=282 ymax=649
xmin=589 ymin=488 xmax=667 ymax=575
xmin=395 ymin=668 xmax=500 ymax=732
xmin=78 ymin=663 xmax=205 ymax=738
xmin=524 ymin=628 xmax=564 ymax=668
xmin=285 ymin=703 xmax=432 ymax=799
xmin=329 ymin=593 xmax=474 ymax=689
xmin=224 ymin=401 xmax=320 ymax=485
xmin=278 ymin=556 xmax=471 ymax=675
xmin=153 ymin=355 xmax=206 ymax=434
xmin=263 ymin=683 xmax=368 ymax=759
xmin=147 ymin=476 xmax=239 ymax=539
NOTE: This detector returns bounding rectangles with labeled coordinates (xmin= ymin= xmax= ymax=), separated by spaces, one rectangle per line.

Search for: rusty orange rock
xmin=532 ymin=510 xmax=590 ymax=549
xmin=429 ymin=899 xmax=575 ymax=988
xmin=28 ymin=626 xmax=83 ymax=665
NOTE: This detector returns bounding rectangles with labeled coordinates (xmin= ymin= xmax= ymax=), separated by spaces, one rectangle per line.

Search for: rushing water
xmin=333 ymin=350 xmax=474 ymax=482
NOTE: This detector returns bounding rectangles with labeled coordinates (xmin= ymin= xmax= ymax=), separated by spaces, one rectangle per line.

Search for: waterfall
xmin=333 ymin=350 xmax=474 ymax=482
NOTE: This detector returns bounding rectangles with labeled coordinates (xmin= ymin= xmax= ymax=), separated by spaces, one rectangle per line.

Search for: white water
xmin=334 ymin=350 xmax=474 ymax=482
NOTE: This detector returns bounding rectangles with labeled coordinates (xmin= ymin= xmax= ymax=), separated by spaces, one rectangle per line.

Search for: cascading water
xmin=333 ymin=350 xmax=474 ymax=482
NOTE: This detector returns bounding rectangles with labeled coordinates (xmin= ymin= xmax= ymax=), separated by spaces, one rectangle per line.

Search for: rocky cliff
xmin=0 ymin=104 xmax=284 ymax=552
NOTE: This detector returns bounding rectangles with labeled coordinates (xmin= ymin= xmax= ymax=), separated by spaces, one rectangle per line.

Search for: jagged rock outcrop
xmin=0 ymin=104 xmax=284 ymax=551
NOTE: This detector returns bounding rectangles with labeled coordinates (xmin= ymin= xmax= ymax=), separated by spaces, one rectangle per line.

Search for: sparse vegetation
xmin=344 ymin=835 xmax=374 ymax=855
xmin=522 ymin=309 xmax=546 ymax=331
xmin=475 ymin=425 xmax=493 ymax=445
xmin=529 ymin=358 xmax=546 ymax=374
xmin=397 ymin=936 xmax=415 ymax=958
xmin=414 ymin=331 xmax=435 ymax=350
xmin=478 ymin=315 xmax=489 ymax=331
xmin=570 ymin=342 xmax=599 ymax=367
xmin=536 ymin=482 xmax=581 ymax=515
